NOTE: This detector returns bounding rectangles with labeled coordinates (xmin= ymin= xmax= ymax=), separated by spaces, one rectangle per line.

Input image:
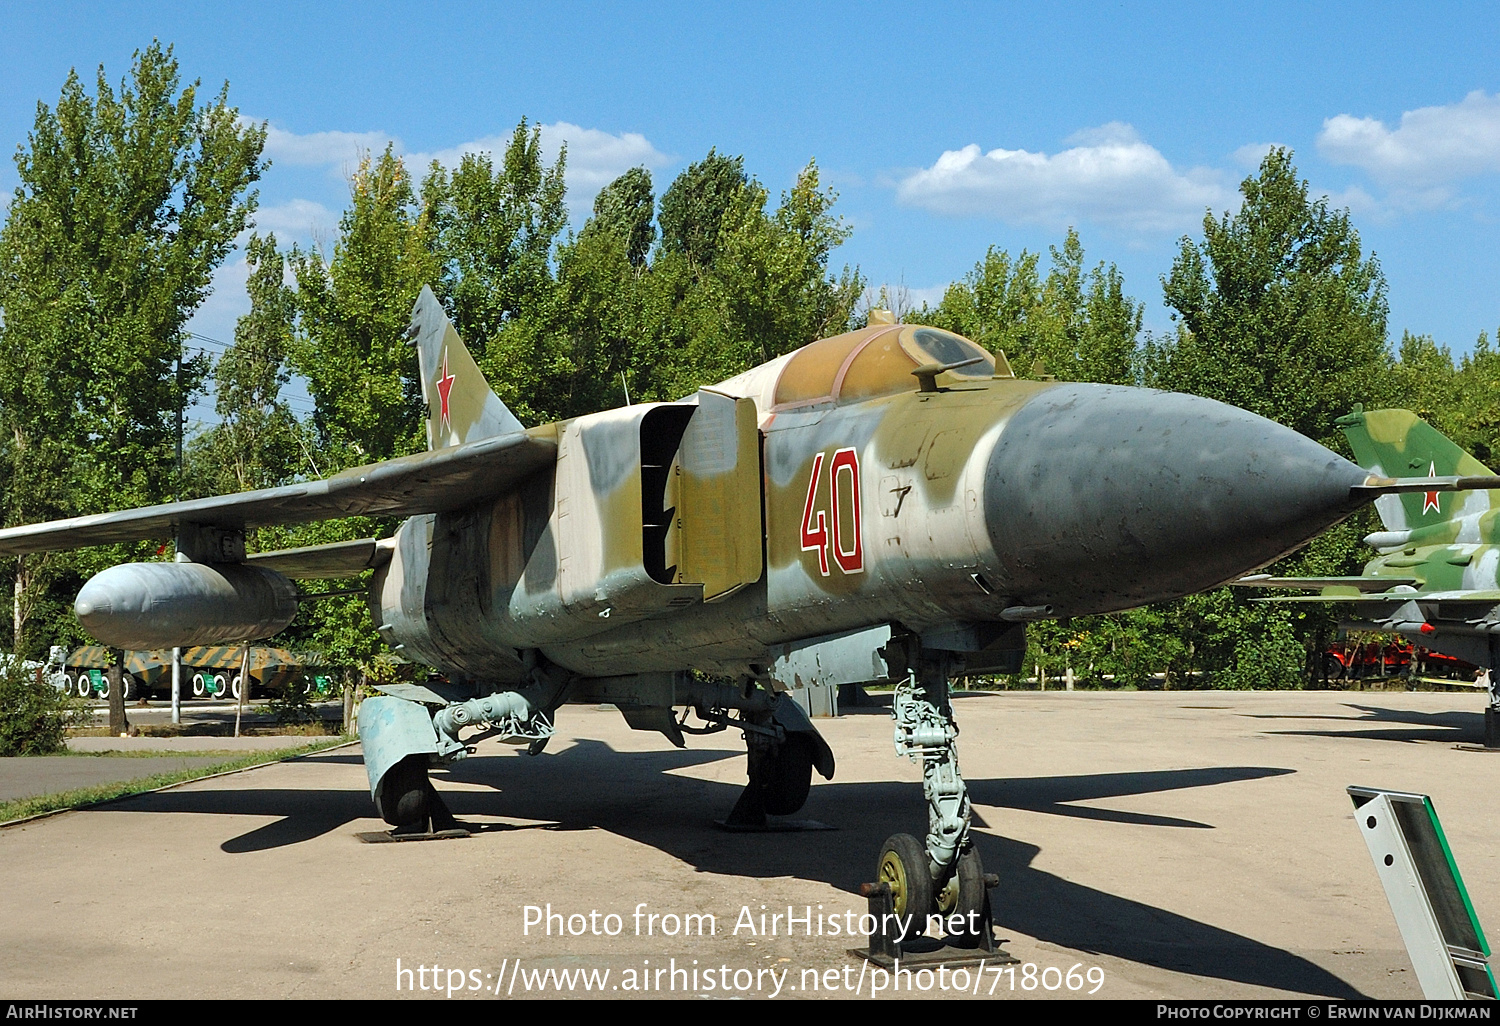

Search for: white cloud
xmin=1233 ymin=142 xmax=1281 ymax=169
xmin=248 ymin=119 xmax=672 ymax=226
xmin=257 ymin=122 xmax=398 ymax=167
xmin=1316 ymin=184 xmax=1383 ymax=219
xmin=545 ymin=122 xmax=672 ymax=197
xmin=250 ymin=199 xmax=339 ymax=244
xmin=1318 ymin=91 xmax=1500 ymax=207
xmin=897 ymin=122 xmax=1235 ymax=233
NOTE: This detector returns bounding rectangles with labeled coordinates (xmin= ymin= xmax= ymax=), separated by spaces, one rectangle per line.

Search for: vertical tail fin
xmin=1336 ymin=406 xmax=1497 ymax=531
xmin=410 ymin=285 xmax=524 ymax=450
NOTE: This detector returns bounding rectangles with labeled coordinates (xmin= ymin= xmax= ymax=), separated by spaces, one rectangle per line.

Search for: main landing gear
xmin=715 ymin=690 xmax=836 ymax=831
xmin=370 ymin=754 xmax=465 ymax=839
xmin=871 ymin=635 xmax=997 ymax=951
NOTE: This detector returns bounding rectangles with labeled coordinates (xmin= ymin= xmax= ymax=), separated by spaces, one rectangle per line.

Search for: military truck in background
xmin=62 ymin=646 xmax=328 ymax=701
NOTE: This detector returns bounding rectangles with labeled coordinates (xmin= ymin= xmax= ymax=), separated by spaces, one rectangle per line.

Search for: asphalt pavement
xmin=0 ymin=690 xmax=1493 ymax=1000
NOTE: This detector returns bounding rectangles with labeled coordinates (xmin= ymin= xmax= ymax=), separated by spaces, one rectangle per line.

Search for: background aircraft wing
xmin=0 ymin=427 xmax=556 ymax=556
xmin=1232 ymin=574 xmax=1420 ymax=591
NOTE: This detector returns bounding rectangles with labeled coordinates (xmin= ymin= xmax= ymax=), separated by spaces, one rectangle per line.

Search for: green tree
xmin=424 ymin=120 xmax=569 ymax=364
xmin=0 ymin=41 xmax=265 ymax=653
xmin=0 ymin=658 xmax=72 ymax=756
xmin=188 ymin=233 xmax=304 ymax=496
xmin=1130 ymin=149 xmax=1398 ymax=689
xmin=422 ymin=123 xmax=574 ymax=425
xmin=1148 ymin=148 xmax=1391 ymax=445
xmin=282 ymin=149 xmax=444 ymax=680
xmin=1434 ymin=329 xmax=1500 ymax=466
xmin=291 ymin=146 xmax=439 ymax=466
xmin=925 ymin=228 xmax=1141 ymax=385
xmin=657 ymin=149 xmax=747 ymax=269
xmin=549 ymin=169 xmax=662 ymax=418
xmin=583 ymin=166 xmax=655 ymax=269
xmin=650 ymin=159 xmax=863 ymax=396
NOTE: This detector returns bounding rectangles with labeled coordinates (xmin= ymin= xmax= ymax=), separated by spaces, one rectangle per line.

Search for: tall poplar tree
xmin=290 ymin=146 xmax=439 ymax=466
xmin=0 ymin=41 xmax=266 ymax=652
xmin=1148 ymin=148 xmax=1391 ymax=445
xmin=190 ymin=233 xmax=302 ymax=495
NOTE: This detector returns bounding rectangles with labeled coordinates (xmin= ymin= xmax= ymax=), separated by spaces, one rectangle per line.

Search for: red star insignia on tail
xmin=1423 ymin=461 xmax=1441 ymax=515
xmin=436 ymin=350 xmax=456 ymax=429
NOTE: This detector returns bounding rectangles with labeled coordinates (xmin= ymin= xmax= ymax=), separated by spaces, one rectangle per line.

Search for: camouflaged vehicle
xmin=60 ymin=644 xmax=314 ymax=701
xmin=0 ymin=289 xmax=1470 ymax=941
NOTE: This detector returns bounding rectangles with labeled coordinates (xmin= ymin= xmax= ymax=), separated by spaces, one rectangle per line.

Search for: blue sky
xmin=3 ymin=2 xmax=1499 ymax=422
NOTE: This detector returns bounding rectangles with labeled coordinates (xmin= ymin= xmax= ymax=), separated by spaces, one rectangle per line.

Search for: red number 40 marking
xmin=800 ymin=448 xmax=864 ymax=576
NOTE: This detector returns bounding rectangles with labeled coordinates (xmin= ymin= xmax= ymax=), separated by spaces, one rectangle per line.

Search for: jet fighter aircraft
xmin=0 ymin=290 xmax=1468 ymax=938
xmin=1235 ymin=406 xmax=1500 ymax=743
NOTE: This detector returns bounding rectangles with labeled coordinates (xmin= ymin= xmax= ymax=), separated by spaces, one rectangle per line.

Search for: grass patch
xmin=0 ymin=736 xmax=354 ymax=825
xmin=68 ymin=720 xmax=345 ymax=739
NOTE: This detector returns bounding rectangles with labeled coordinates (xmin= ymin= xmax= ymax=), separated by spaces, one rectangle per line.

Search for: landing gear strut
xmin=876 ymin=635 xmax=993 ymax=947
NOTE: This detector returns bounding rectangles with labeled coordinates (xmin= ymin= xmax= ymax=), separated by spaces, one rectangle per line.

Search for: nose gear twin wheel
xmin=867 ymin=635 xmax=999 ymax=951
xmin=877 ymin=833 xmax=932 ymax=940
xmin=878 ymin=834 xmax=988 ymax=943
xmin=935 ymin=846 xmax=989 ymax=946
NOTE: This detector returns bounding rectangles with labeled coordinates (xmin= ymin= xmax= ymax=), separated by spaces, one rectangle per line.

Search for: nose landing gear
xmin=870 ymin=634 xmax=998 ymax=953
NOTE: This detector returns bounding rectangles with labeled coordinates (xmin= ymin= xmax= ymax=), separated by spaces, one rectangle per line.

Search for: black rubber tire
xmin=935 ymin=846 xmax=988 ymax=946
xmin=1322 ymin=654 xmax=1345 ymax=681
xmin=375 ymin=756 xmax=431 ymax=827
xmin=877 ymin=832 xmax=934 ymax=934
xmin=762 ymin=734 xmax=814 ymax=816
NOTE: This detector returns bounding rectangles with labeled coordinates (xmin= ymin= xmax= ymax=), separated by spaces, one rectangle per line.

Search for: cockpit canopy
xmin=725 ymin=324 xmax=996 ymax=413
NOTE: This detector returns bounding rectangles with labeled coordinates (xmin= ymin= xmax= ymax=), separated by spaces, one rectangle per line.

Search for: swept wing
xmin=0 ymin=427 xmax=555 ymax=557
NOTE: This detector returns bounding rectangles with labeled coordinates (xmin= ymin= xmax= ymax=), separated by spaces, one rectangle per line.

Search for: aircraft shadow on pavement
xmin=1248 ymin=702 xmax=1484 ymax=744
xmin=89 ymin=743 xmax=1352 ymax=995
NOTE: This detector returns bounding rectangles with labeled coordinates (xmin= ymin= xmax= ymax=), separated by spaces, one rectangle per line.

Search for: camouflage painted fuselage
xmin=375 ymin=323 xmax=1373 ymax=687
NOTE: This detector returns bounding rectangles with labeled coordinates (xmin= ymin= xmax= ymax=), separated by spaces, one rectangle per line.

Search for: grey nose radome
xmin=983 ymin=383 xmax=1370 ymax=615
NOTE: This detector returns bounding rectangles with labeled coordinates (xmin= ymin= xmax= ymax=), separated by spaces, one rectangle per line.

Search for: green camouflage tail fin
xmin=1335 ymin=406 xmax=1497 ymax=531
xmin=409 ymin=285 xmax=524 ymax=450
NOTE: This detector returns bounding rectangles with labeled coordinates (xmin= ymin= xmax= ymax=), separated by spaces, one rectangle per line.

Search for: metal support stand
xmin=1486 ymin=671 xmax=1499 ymax=749
xmin=850 ymin=880 xmax=1013 ymax=970
xmin=170 ymin=646 xmax=181 ymax=726
xmin=233 ymin=642 xmax=249 ymax=739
